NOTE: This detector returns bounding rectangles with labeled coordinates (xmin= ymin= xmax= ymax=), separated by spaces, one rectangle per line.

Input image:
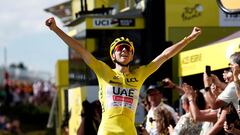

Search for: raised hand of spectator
xmin=223 ymin=69 xmax=233 ymax=83
xmin=232 ymin=63 xmax=240 ymax=99
xmin=203 ymin=72 xmax=213 ymax=88
xmin=162 ymin=78 xmax=176 ymax=89
xmin=182 ymin=83 xmax=196 ymax=101
xmin=223 ymin=121 xmax=240 ymax=135
xmin=211 ymin=74 xmax=221 ymax=85
xmin=168 ymin=125 xmax=174 ymax=135
xmin=162 ymin=78 xmax=184 ymax=94
xmin=232 ymin=63 xmax=240 ymax=81
xmin=139 ymin=126 xmax=149 ymax=135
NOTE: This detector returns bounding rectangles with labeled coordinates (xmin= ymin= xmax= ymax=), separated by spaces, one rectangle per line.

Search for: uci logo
xmin=126 ymin=78 xmax=138 ymax=83
xmin=93 ymin=18 xmax=112 ymax=27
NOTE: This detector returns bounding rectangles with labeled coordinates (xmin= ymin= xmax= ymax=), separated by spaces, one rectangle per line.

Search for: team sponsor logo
xmin=125 ymin=77 xmax=138 ymax=87
xmin=109 ymin=77 xmax=139 ymax=87
xmin=109 ymin=80 xmax=122 ymax=85
xmin=112 ymin=87 xmax=135 ymax=97
xmin=126 ymin=77 xmax=138 ymax=83
xmin=113 ymin=75 xmax=120 ymax=79
xmin=106 ymin=86 xmax=138 ymax=111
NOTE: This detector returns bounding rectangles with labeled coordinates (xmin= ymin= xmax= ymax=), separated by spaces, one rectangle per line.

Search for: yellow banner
xmin=179 ymin=38 xmax=240 ymax=76
xmin=55 ymin=60 xmax=69 ymax=87
xmin=166 ymin=0 xmax=219 ymax=27
xmin=68 ymin=87 xmax=86 ymax=135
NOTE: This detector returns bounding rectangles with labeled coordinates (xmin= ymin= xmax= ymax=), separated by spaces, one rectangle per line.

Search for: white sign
xmin=219 ymin=10 xmax=240 ymax=26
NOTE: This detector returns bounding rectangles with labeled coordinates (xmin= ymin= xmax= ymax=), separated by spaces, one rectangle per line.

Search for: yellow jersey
xmin=87 ymin=58 xmax=160 ymax=135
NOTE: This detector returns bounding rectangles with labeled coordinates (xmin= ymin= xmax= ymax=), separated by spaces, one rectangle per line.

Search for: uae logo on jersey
xmin=106 ymin=86 xmax=138 ymax=110
xmin=112 ymin=87 xmax=135 ymax=103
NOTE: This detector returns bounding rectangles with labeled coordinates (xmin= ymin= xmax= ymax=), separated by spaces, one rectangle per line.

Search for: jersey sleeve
xmin=86 ymin=57 xmax=113 ymax=78
xmin=136 ymin=61 xmax=162 ymax=81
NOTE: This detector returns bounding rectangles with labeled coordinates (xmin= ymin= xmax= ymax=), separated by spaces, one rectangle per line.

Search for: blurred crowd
xmin=0 ymin=114 xmax=22 ymax=135
xmin=0 ymin=79 xmax=57 ymax=134
xmin=1 ymin=80 xmax=56 ymax=107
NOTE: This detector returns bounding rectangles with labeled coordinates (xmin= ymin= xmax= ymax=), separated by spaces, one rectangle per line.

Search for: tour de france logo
xmin=182 ymin=4 xmax=203 ymax=21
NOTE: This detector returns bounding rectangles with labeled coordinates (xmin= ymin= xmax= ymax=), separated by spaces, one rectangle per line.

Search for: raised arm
xmin=182 ymin=83 xmax=217 ymax=123
xmin=207 ymin=108 xmax=228 ymax=135
xmin=232 ymin=63 xmax=240 ymax=98
xmin=203 ymin=72 xmax=226 ymax=109
xmin=45 ymin=17 xmax=96 ymax=65
xmin=152 ymin=27 xmax=201 ymax=66
xmin=162 ymin=78 xmax=184 ymax=95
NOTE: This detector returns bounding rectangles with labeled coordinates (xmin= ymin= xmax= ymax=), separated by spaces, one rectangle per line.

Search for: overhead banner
xmin=166 ymin=0 xmax=219 ymax=27
xmin=86 ymin=17 xmax=144 ymax=29
xmin=179 ymin=38 xmax=240 ymax=77
xmin=166 ymin=0 xmax=240 ymax=27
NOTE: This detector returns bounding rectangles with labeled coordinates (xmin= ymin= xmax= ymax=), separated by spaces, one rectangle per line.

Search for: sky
xmin=0 ymin=0 xmax=69 ymax=77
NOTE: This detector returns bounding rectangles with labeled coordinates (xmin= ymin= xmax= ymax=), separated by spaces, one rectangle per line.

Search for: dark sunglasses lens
xmin=115 ymin=45 xmax=131 ymax=52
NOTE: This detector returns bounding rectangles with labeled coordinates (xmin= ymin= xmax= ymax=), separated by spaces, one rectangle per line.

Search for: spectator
xmin=205 ymin=52 xmax=239 ymax=110
xmin=183 ymin=83 xmax=218 ymax=135
xmin=77 ymin=100 xmax=102 ymax=135
xmin=161 ymin=78 xmax=185 ymax=115
xmin=203 ymin=52 xmax=240 ymax=134
xmin=169 ymin=83 xmax=206 ymax=135
xmin=144 ymin=85 xmax=177 ymax=135
xmin=10 ymin=119 xmax=22 ymax=135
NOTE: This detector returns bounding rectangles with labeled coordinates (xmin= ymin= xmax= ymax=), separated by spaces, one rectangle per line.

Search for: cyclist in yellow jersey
xmin=45 ymin=17 xmax=201 ymax=135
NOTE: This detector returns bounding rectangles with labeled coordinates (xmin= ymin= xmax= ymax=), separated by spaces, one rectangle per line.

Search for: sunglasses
xmin=114 ymin=44 xmax=133 ymax=52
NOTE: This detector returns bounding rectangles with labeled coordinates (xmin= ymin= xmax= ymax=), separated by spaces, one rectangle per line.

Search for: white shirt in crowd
xmin=145 ymin=102 xmax=177 ymax=135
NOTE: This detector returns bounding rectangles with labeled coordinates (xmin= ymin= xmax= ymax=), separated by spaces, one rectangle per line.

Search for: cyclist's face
xmin=112 ymin=44 xmax=133 ymax=64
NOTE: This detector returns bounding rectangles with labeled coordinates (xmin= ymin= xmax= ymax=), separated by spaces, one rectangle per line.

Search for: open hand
xmin=182 ymin=83 xmax=196 ymax=100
